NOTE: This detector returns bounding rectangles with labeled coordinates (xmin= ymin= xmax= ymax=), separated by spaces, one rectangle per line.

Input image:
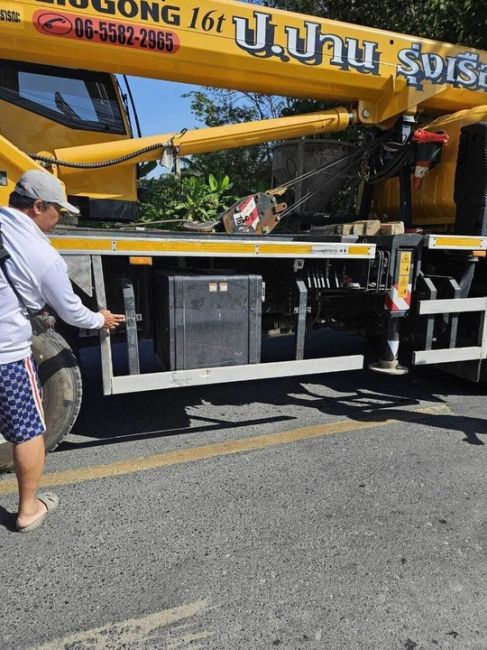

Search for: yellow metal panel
xmin=0 ymin=133 xmax=48 ymax=206
xmin=0 ymin=2 xmax=24 ymax=29
xmin=372 ymin=106 xmax=487 ymax=227
xmin=3 ymin=1 xmax=487 ymax=122
xmin=0 ymin=87 xmax=136 ymax=202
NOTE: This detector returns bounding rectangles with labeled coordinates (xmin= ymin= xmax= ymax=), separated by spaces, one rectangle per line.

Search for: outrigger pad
xmin=222 ymin=193 xmax=286 ymax=235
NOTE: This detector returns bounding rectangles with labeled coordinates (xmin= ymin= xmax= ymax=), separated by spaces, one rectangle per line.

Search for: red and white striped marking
xmin=25 ymin=356 xmax=45 ymax=429
xmin=385 ymin=284 xmax=412 ymax=313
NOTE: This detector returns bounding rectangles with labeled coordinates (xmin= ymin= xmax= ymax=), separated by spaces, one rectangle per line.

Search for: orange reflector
xmin=129 ymin=256 xmax=153 ymax=266
xmin=473 ymin=250 xmax=487 ymax=258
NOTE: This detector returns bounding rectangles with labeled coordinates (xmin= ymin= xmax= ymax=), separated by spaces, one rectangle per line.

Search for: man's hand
xmin=99 ymin=309 xmax=126 ymax=331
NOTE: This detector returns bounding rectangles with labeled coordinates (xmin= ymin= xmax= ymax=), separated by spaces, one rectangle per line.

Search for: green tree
xmin=268 ymin=0 xmax=487 ymax=48
xmin=182 ymin=88 xmax=290 ymax=197
xmin=138 ymin=172 xmax=237 ymax=228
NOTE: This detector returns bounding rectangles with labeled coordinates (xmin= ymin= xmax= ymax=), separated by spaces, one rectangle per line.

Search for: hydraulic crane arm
xmin=4 ymin=0 xmax=487 ymax=124
xmin=42 ymin=107 xmax=352 ymax=174
xmin=3 ymin=0 xmax=487 ymax=222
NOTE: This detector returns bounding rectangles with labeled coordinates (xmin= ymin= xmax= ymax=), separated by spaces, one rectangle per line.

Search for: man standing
xmin=0 ymin=170 xmax=125 ymax=532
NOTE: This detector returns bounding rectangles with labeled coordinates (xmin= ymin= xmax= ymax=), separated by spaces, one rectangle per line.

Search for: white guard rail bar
xmin=413 ymin=297 xmax=487 ymax=365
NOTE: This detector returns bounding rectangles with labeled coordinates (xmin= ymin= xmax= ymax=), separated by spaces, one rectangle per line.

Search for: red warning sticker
xmin=33 ymin=10 xmax=180 ymax=54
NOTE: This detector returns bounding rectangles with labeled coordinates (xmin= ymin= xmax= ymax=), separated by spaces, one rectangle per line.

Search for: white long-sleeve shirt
xmin=0 ymin=206 xmax=104 ymax=364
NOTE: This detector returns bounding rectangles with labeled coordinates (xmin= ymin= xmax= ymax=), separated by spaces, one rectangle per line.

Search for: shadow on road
xmin=60 ymin=333 xmax=486 ymax=452
xmin=0 ymin=505 xmax=17 ymax=532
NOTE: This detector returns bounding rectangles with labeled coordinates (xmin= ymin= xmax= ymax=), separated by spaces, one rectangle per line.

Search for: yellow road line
xmin=0 ymin=404 xmax=450 ymax=496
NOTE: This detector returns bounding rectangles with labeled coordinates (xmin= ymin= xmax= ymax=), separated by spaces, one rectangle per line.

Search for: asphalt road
xmin=1 ymin=334 xmax=487 ymax=650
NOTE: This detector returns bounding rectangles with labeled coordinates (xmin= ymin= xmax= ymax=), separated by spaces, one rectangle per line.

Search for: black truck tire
xmin=0 ymin=329 xmax=82 ymax=473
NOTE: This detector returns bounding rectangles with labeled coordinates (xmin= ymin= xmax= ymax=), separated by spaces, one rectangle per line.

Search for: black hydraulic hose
xmin=362 ymin=134 xmax=412 ymax=185
xmin=29 ymin=142 xmax=166 ymax=169
xmin=366 ymin=144 xmax=412 ymax=184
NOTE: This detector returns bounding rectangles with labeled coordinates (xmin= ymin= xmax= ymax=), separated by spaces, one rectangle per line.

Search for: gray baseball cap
xmin=14 ymin=170 xmax=80 ymax=215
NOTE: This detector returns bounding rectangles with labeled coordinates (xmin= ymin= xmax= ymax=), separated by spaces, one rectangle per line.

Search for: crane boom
xmin=3 ymin=0 xmax=487 ymax=123
xmin=2 ymin=1 xmax=487 ymax=221
xmin=49 ymin=107 xmax=351 ymax=174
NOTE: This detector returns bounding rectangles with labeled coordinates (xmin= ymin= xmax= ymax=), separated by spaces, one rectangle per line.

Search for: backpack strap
xmin=0 ymin=223 xmax=9 ymax=265
xmin=0 ymin=221 xmax=34 ymax=315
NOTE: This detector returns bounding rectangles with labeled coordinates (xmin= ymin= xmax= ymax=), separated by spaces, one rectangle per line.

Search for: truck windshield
xmin=0 ymin=60 xmax=126 ymax=134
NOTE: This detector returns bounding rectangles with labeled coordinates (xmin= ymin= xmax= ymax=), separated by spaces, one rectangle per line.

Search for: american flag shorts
xmin=0 ymin=356 xmax=45 ymax=445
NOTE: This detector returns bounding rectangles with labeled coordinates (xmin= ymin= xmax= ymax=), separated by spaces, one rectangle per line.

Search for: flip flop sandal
xmin=16 ymin=492 xmax=59 ymax=533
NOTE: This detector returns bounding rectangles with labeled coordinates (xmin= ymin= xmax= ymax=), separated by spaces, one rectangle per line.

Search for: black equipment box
xmin=154 ymin=273 xmax=262 ymax=371
xmin=455 ymin=122 xmax=487 ymax=236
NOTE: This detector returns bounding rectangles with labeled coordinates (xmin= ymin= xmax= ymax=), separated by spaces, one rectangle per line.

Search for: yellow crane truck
xmin=1 ymin=0 xmax=487 ymax=469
